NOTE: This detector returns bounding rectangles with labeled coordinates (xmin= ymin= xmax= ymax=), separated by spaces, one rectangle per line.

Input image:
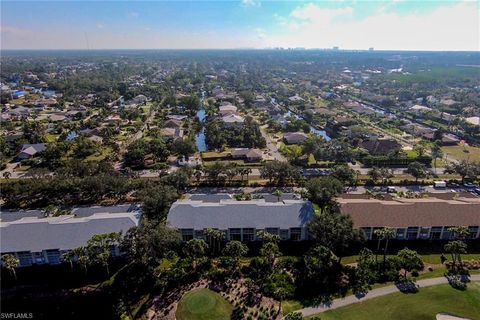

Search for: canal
xmin=195 ymin=92 xmax=207 ymax=152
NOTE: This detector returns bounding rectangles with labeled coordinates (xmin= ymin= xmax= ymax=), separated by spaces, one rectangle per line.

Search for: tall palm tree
xmin=61 ymin=251 xmax=75 ymax=271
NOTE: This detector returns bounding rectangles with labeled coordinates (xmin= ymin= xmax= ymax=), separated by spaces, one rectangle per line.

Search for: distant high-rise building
xmin=369 ymin=47 xmax=374 ymax=51
xmin=333 ymin=46 xmax=339 ymax=51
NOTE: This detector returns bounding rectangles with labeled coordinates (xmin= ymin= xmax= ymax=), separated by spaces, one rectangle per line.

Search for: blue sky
xmin=1 ymin=1 xmax=479 ymax=50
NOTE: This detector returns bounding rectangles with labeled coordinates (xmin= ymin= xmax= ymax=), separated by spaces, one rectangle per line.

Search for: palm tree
xmin=374 ymin=227 xmax=396 ymax=268
xmin=431 ymin=143 xmax=443 ymax=174
xmin=73 ymin=247 xmax=89 ymax=274
xmin=2 ymin=254 xmax=20 ymax=280
xmin=61 ymin=251 xmax=75 ymax=271
xmin=272 ymin=189 xmax=283 ymax=202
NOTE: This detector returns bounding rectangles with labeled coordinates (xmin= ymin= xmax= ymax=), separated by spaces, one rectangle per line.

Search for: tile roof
xmin=338 ymin=197 xmax=480 ymax=228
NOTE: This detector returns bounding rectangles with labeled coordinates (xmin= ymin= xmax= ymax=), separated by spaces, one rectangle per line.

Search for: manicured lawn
xmin=176 ymin=288 xmax=233 ymax=320
xmin=308 ymin=283 xmax=480 ymax=320
xmin=85 ymin=147 xmax=113 ymax=161
xmin=442 ymin=145 xmax=480 ymax=162
xmin=341 ymin=254 xmax=480 ymax=265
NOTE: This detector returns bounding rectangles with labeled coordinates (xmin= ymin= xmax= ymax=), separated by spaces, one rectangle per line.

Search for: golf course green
xmin=176 ymin=288 xmax=233 ymax=320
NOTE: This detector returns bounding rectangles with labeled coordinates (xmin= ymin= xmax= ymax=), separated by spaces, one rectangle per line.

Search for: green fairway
xmin=308 ymin=283 xmax=480 ymax=320
xmin=176 ymin=288 xmax=233 ymax=320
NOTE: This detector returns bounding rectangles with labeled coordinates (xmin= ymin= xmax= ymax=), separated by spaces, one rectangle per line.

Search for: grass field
xmin=308 ymin=283 xmax=480 ymax=320
xmin=176 ymin=288 xmax=233 ymax=320
xmin=442 ymin=145 xmax=480 ymax=162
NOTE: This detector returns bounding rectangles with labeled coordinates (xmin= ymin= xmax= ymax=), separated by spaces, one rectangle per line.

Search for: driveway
xmin=259 ymin=124 xmax=286 ymax=162
xmin=297 ymin=275 xmax=480 ymax=317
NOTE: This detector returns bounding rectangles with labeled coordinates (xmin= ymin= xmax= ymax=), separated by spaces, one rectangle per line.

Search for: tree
xmin=445 ymin=240 xmax=467 ymax=271
xmin=379 ymin=167 xmax=394 ymax=186
xmin=204 ymin=228 xmax=225 ymax=255
xmin=2 ymin=254 xmax=19 ymax=280
xmin=222 ymin=241 xmax=248 ymax=274
xmin=272 ymin=189 xmax=283 ymax=202
xmin=260 ymin=241 xmax=281 ymax=268
xmin=61 ymin=250 xmax=75 ymax=271
xmin=121 ymin=222 xmax=181 ymax=266
xmin=285 ymin=312 xmax=303 ymax=320
xmin=374 ymin=227 xmax=396 ymax=267
xmin=330 ymin=164 xmax=356 ymax=187
xmin=86 ymin=232 xmax=121 ymax=276
xmin=368 ymin=167 xmax=381 ymax=184
xmin=183 ymin=239 xmax=208 ymax=271
xmin=74 ymin=247 xmax=89 ymax=274
xmin=306 ymin=177 xmax=344 ymax=211
xmin=397 ymin=248 xmax=424 ymax=280
xmin=140 ymin=184 xmax=178 ymax=220
xmin=405 ymin=161 xmax=428 ymax=182
xmin=444 ymin=160 xmax=479 ymax=183
xmin=2 ymin=171 xmax=11 ymax=179
xmin=256 ymin=230 xmax=280 ymax=243
xmin=431 ymin=143 xmax=443 ymax=174
xmin=308 ymin=206 xmax=364 ymax=258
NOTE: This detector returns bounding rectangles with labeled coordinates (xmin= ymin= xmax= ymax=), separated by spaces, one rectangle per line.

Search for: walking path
xmin=297 ymin=275 xmax=480 ymax=317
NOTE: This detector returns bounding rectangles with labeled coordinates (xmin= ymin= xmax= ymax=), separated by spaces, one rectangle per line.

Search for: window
xmin=361 ymin=227 xmax=372 ymax=240
xmin=406 ymin=227 xmax=419 ymax=240
xmin=419 ymin=227 xmax=430 ymax=239
xmin=280 ymin=229 xmax=289 ymax=240
xmin=229 ymin=228 xmax=241 ymax=241
xmin=442 ymin=226 xmax=453 ymax=240
xmin=265 ymin=228 xmax=279 ymax=235
xmin=430 ymin=226 xmax=443 ymax=240
xmin=181 ymin=229 xmax=194 ymax=241
xmin=195 ymin=230 xmax=204 ymax=240
xmin=290 ymin=228 xmax=302 ymax=241
xmin=468 ymin=226 xmax=479 ymax=239
xmin=17 ymin=252 xmax=32 ymax=267
xmin=45 ymin=249 xmax=61 ymax=264
xmin=242 ymin=228 xmax=255 ymax=241
xmin=34 ymin=252 xmax=46 ymax=264
xmin=396 ymin=228 xmax=406 ymax=240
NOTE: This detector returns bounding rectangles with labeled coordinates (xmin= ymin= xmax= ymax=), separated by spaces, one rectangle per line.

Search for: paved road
xmin=259 ymin=124 xmax=286 ymax=162
xmin=297 ymin=275 xmax=480 ymax=318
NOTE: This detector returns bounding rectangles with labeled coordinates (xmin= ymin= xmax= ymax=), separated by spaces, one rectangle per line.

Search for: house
xmin=48 ymin=114 xmax=66 ymax=122
xmin=88 ymin=135 xmax=104 ymax=144
xmin=0 ymin=204 xmax=141 ymax=267
xmin=288 ymin=94 xmax=304 ymax=103
xmin=410 ymin=105 xmax=432 ymax=114
xmin=167 ymin=195 xmax=315 ymax=241
xmin=231 ymin=148 xmax=264 ymax=162
xmin=161 ymin=127 xmax=184 ymax=140
xmin=164 ymin=119 xmax=183 ymax=129
xmin=284 ymin=132 xmax=308 ymax=144
xmin=361 ymin=138 xmax=401 ymax=156
xmin=17 ymin=143 xmax=47 ymax=160
xmin=219 ymin=103 xmax=237 ymax=116
xmin=221 ymin=114 xmax=244 ymax=128
xmin=465 ymin=116 xmax=480 ymax=126
xmin=338 ymin=195 xmax=480 ymax=240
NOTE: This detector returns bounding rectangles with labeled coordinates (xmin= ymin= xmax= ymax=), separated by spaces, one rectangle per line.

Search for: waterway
xmin=285 ymin=110 xmax=331 ymax=141
xmin=195 ymin=92 xmax=207 ymax=152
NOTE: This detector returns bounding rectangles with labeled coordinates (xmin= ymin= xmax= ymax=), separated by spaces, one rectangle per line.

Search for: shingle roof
xmin=0 ymin=205 xmax=141 ymax=253
xmin=167 ymin=198 xmax=314 ymax=230
xmin=338 ymin=197 xmax=480 ymax=228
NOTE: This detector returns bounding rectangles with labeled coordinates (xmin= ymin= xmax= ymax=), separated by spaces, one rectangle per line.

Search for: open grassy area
xmin=308 ymin=283 xmax=480 ymax=320
xmin=442 ymin=145 xmax=480 ymax=162
xmin=85 ymin=147 xmax=113 ymax=161
xmin=341 ymin=254 xmax=480 ymax=265
xmin=176 ymin=288 xmax=233 ymax=320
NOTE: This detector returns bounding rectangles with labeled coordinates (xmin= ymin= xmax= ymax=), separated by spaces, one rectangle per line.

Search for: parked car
xmin=447 ymin=181 xmax=460 ymax=188
xmin=387 ymin=186 xmax=397 ymax=193
xmin=463 ymin=182 xmax=476 ymax=189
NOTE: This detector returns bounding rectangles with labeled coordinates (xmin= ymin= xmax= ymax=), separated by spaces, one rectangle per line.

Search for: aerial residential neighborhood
xmin=1 ymin=1 xmax=480 ymax=320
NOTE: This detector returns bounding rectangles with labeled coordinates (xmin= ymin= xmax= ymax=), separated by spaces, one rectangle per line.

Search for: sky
xmin=1 ymin=0 xmax=479 ymax=51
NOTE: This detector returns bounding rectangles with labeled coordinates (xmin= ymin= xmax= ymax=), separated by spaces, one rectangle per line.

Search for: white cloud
xmin=96 ymin=23 xmax=105 ymax=29
xmin=266 ymin=2 xmax=480 ymax=51
xmin=241 ymin=0 xmax=260 ymax=8
xmin=0 ymin=25 xmax=32 ymax=36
